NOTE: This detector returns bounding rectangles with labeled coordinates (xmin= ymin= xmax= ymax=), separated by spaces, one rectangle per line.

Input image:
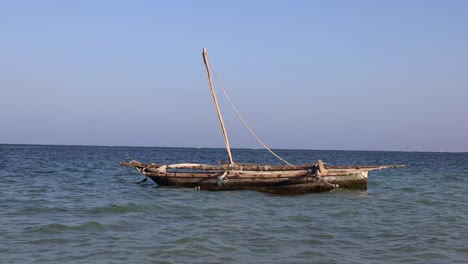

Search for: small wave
xmin=24 ymin=221 xmax=108 ymax=234
xmin=87 ymin=202 xmax=143 ymax=215
xmin=25 ymin=223 xmax=69 ymax=234
xmin=20 ymin=206 xmax=69 ymax=214
xmin=73 ymin=221 xmax=109 ymax=231
xmin=399 ymin=186 xmax=417 ymax=193
xmin=28 ymin=238 xmax=68 ymax=245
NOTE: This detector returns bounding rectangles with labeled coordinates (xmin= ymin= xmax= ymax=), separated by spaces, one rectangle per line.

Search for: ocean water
xmin=0 ymin=144 xmax=467 ymax=264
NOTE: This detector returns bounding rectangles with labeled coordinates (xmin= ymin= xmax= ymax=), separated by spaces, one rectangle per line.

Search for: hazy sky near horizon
xmin=1 ymin=0 xmax=467 ymax=152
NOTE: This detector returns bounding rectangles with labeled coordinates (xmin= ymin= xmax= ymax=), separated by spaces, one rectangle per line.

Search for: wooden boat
xmin=120 ymin=49 xmax=404 ymax=194
xmin=119 ymin=160 xmax=403 ymax=194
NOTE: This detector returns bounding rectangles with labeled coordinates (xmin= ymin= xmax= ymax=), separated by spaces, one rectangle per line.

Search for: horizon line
xmin=0 ymin=142 xmax=466 ymax=154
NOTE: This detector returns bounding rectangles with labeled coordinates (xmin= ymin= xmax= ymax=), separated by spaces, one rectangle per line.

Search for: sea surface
xmin=0 ymin=144 xmax=467 ymax=264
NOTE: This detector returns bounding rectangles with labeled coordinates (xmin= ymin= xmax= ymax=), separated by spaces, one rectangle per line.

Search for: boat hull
xmin=119 ymin=160 xmax=403 ymax=194
xmin=147 ymin=174 xmax=338 ymax=193
xmin=139 ymin=168 xmax=366 ymax=193
xmin=139 ymin=167 xmax=368 ymax=190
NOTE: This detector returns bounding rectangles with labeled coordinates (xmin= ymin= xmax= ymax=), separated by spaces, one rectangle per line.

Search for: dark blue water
xmin=1 ymin=144 xmax=467 ymax=263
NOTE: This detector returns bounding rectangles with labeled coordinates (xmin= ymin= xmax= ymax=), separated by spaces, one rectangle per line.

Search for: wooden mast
xmin=202 ymin=48 xmax=234 ymax=166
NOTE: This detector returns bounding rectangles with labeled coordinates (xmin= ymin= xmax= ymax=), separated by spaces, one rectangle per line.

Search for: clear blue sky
xmin=1 ymin=0 xmax=467 ymax=152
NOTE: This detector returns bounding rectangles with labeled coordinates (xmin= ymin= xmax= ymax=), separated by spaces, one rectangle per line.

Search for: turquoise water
xmin=0 ymin=145 xmax=467 ymax=263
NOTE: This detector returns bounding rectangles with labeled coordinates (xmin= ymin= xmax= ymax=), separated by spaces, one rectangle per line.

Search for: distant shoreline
xmin=0 ymin=143 xmax=466 ymax=153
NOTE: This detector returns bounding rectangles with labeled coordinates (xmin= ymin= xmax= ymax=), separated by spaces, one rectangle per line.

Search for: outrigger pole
xmin=202 ymin=48 xmax=234 ymax=166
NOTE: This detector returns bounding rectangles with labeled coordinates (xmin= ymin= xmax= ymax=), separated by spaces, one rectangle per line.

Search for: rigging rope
xmin=206 ymin=54 xmax=293 ymax=166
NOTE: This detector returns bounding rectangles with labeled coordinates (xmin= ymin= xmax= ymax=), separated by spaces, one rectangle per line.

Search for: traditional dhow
xmin=119 ymin=160 xmax=404 ymax=194
xmin=120 ymin=48 xmax=404 ymax=194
